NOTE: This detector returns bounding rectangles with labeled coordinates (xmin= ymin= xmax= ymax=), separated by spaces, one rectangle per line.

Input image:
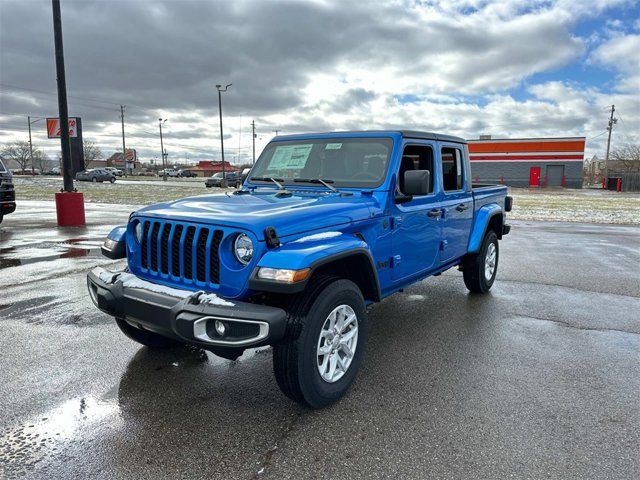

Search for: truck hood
xmin=134 ymin=190 xmax=378 ymax=239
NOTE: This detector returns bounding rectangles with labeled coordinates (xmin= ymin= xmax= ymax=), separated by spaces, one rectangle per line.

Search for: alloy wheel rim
xmin=485 ymin=242 xmax=497 ymax=281
xmin=316 ymin=304 xmax=359 ymax=383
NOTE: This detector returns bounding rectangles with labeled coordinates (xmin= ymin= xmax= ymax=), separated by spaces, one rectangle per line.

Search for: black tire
xmin=0 ymin=212 xmax=3 ymax=224
xmin=92 ymin=177 xmax=97 ymax=182
xmin=110 ymin=177 xmax=115 ymax=183
xmin=463 ymin=230 xmax=499 ymax=294
xmin=273 ymin=276 xmax=368 ymax=408
xmin=115 ymin=318 xmax=179 ymax=348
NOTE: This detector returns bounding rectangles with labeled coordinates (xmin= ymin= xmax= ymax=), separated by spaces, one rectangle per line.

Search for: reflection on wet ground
xmin=0 ymin=238 xmax=103 ymax=269
xmin=0 ymin=344 xmax=275 ymax=479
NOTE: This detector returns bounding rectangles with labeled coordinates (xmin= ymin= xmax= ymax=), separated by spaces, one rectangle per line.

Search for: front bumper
xmin=87 ymin=267 xmax=287 ymax=348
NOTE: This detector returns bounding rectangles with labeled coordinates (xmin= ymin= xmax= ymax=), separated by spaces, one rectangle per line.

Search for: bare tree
xmin=610 ymin=144 xmax=640 ymax=172
xmin=0 ymin=140 xmax=32 ymax=172
xmin=31 ymin=150 xmax=54 ymax=172
xmin=83 ymin=139 xmax=103 ymax=166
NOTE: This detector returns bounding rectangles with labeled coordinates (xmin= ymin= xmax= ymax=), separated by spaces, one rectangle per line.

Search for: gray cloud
xmin=0 ymin=0 xmax=637 ymax=162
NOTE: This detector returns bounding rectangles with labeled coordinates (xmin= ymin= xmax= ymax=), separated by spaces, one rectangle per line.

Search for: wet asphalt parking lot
xmin=1 ymin=201 xmax=639 ymax=479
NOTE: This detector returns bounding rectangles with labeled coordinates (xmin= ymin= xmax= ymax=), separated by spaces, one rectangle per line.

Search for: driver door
xmin=391 ymin=142 xmax=443 ymax=282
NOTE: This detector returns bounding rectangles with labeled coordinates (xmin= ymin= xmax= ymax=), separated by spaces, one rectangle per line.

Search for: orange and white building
xmin=467 ymin=136 xmax=586 ymax=188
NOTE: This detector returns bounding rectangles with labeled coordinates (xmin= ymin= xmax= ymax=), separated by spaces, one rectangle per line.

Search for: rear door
xmin=391 ymin=141 xmax=443 ymax=281
xmin=546 ymin=165 xmax=564 ymax=186
xmin=529 ymin=166 xmax=541 ymax=187
xmin=438 ymin=143 xmax=473 ymax=263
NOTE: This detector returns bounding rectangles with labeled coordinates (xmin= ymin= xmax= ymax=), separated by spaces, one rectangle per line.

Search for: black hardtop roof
xmin=273 ymin=130 xmax=467 ymax=144
xmin=400 ymin=130 xmax=467 ymax=144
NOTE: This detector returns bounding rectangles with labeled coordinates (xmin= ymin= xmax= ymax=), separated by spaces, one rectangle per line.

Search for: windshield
xmin=250 ymin=137 xmax=392 ymax=188
xmin=0 ymin=159 xmax=6 ymax=172
xmin=212 ymin=172 xmax=223 ymax=178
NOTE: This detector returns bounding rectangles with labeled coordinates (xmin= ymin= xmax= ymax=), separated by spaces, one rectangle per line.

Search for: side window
xmin=397 ymin=145 xmax=434 ymax=195
xmin=441 ymin=147 xmax=463 ymax=191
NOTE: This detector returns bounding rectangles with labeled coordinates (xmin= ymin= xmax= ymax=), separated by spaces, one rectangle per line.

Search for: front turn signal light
xmin=257 ymin=267 xmax=311 ymax=283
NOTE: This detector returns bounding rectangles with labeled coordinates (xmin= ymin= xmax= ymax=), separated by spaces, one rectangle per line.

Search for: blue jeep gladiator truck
xmin=88 ymin=131 xmax=511 ymax=408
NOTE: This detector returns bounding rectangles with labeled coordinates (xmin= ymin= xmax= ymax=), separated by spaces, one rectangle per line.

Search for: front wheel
xmin=110 ymin=177 xmax=115 ymax=183
xmin=273 ymin=277 xmax=368 ymax=408
xmin=115 ymin=318 xmax=180 ymax=348
xmin=463 ymin=230 xmax=499 ymax=293
xmin=92 ymin=177 xmax=97 ymax=182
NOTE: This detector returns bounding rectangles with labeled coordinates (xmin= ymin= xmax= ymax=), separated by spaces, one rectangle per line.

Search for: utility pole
xmin=52 ymin=0 xmax=73 ymax=193
xmin=28 ymin=116 xmax=34 ymax=176
xmin=216 ymin=83 xmax=232 ymax=187
xmin=159 ymin=118 xmax=167 ymax=181
xmin=603 ymin=104 xmax=617 ymax=188
xmin=28 ymin=117 xmax=43 ymax=175
xmin=120 ymin=105 xmax=127 ymax=177
xmin=251 ymin=120 xmax=256 ymax=165
xmin=237 ymin=117 xmax=242 ymax=165
xmin=273 ymin=129 xmax=279 ymax=136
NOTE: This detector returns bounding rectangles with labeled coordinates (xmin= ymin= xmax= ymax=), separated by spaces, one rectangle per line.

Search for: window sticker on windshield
xmin=270 ymin=144 xmax=313 ymax=170
xmin=325 ymin=143 xmax=342 ymax=150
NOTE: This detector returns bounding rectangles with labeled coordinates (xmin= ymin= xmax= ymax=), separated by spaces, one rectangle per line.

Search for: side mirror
xmin=403 ymin=170 xmax=431 ymax=196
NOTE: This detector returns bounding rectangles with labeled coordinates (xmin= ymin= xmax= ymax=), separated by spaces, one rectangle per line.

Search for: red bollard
xmin=55 ymin=191 xmax=86 ymax=226
xmin=601 ymin=178 xmax=606 ymax=189
xmin=616 ymin=178 xmax=622 ymax=192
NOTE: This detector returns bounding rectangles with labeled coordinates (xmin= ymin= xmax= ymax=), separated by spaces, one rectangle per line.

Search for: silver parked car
xmin=75 ymin=169 xmax=116 ymax=183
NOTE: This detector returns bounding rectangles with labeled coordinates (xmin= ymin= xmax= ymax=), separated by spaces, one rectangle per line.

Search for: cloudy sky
xmin=1 ymin=0 xmax=639 ymax=165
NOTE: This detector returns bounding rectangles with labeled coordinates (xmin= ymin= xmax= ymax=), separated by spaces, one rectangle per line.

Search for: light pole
xmin=216 ymin=83 xmax=231 ymax=187
xmin=159 ymin=118 xmax=167 ymax=181
xmin=28 ymin=116 xmax=44 ymax=175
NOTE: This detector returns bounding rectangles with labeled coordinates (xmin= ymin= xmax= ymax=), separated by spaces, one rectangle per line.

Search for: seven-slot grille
xmin=138 ymin=219 xmax=224 ymax=284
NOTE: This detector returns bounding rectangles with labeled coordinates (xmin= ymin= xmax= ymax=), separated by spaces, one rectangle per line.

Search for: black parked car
xmin=0 ymin=159 xmax=16 ymax=224
xmin=75 ymin=169 xmax=116 ymax=183
xmin=205 ymin=171 xmax=240 ymax=188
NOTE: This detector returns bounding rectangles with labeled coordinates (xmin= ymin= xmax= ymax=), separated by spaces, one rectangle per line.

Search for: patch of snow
xmin=199 ymin=293 xmax=235 ymax=307
xmin=292 ymin=231 xmax=342 ymax=243
xmin=117 ymin=273 xmax=192 ymax=298
xmin=406 ymin=294 xmax=425 ymax=301
xmin=96 ymin=269 xmax=118 ymax=284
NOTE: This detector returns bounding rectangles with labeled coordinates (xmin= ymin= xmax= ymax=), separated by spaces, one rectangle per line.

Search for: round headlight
xmin=234 ymin=234 xmax=254 ymax=265
xmin=134 ymin=222 xmax=143 ymax=243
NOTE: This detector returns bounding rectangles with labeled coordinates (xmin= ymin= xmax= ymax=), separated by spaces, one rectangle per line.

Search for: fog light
xmin=215 ymin=320 xmax=226 ymax=336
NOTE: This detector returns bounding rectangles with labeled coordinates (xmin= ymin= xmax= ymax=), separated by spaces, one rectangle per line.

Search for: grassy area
xmin=13 ymin=177 xmax=640 ymax=225
xmin=13 ymin=176 xmax=229 ymax=205
xmin=508 ymin=188 xmax=640 ymax=225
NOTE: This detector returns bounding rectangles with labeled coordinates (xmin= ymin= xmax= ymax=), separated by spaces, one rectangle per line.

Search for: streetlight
xmin=159 ymin=118 xmax=167 ymax=181
xmin=28 ymin=116 xmax=44 ymax=175
xmin=216 ymin=83 xmax=231 ymax=188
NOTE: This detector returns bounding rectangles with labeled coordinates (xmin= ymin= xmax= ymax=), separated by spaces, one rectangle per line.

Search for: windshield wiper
xmin=294 ymin=178 xmax=338 ymax=193
xmin=250 ymin=177 xmax=286 ymax=189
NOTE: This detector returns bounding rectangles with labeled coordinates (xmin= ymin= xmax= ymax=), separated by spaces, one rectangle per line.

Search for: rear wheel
xmin=273 ymin=277 xmax=367 ymax=408
xmin=463 ymin=230 xmax=499 ymax=293
xmin=92 ymin=177 xmax=97 ymax=182
xmin=115 ymin=318 xmax=179 ymax=348
xmin=109 ymin=177 xmax=115 ymax=183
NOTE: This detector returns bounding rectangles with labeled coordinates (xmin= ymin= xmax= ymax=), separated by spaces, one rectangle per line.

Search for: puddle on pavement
xmin=0 ymin=396 xmax=120 ymax=477
xmin=0 ymin=241 xmax=102 ymax=269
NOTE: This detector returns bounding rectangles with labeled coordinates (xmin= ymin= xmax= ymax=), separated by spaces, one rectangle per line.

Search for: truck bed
xmin=471 ymin=183 xmax=509 ymax=213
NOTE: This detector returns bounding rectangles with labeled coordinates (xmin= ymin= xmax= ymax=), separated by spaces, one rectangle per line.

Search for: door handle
xmin=455 ymin=203 xmax=469 ymax=212
xmin=427 ymin=209 xmax=442 ymax=218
